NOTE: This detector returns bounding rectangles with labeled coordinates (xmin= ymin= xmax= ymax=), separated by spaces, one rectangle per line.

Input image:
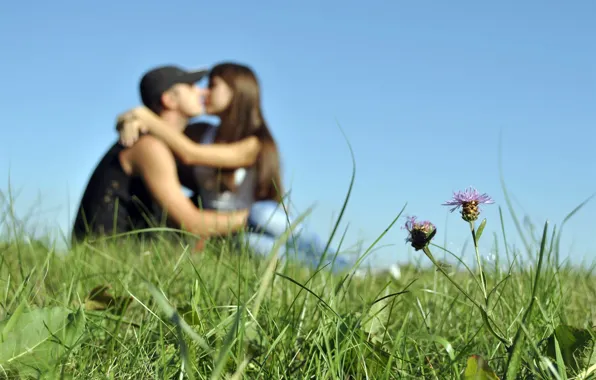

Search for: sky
xmin=0 ymin=0 xmax=594 ymax=268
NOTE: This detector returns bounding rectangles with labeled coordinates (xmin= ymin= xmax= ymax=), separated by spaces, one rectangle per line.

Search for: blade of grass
xmin=505 ymin=220 xmax=549 ymax=379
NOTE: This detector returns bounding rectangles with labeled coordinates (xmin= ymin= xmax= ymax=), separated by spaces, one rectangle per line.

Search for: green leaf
xmin=0 ymin=306 xmax=86 ymax=377
xmin=0 ymin=298 xmax=28 ymax=340
xmin=361 ymin=290 xmax=392 ymax=344
xmin=464 ymin=355 xmax=499 ymax=379
xmin=476 ymin=219 xmax=487 ymax=242
xmin=543 ymin=324 xmax=595 ymax=373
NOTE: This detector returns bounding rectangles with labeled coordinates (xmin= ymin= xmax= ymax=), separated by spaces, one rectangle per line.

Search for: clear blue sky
xmin=1 ymin=1 xmax=594 ymax=268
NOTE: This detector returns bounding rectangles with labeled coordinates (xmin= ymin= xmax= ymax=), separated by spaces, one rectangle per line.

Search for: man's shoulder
xmin=124 ymin=135 xmax=178 ymax=179
xmin=127 ymin=135 xmax=173 ymax=162
xmin=133 ymin=134 xmax=168 ymax=149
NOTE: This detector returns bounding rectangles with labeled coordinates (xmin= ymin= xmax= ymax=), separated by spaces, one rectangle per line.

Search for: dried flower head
xmin=443 ymin=187 xmax=494 ymax=222
xmin=403 ymin=216 xmax=436 ymax=251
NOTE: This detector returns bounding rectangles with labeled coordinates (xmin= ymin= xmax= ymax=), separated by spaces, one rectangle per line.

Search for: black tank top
xmin=71 ymin=142 xmax=163 ymax=243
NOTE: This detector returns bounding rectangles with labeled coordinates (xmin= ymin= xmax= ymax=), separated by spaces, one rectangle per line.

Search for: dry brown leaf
xmin=84 ymin=284 xmax=133 ymax=315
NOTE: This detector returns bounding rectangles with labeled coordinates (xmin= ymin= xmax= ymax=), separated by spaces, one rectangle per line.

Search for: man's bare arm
xmin=128 ymin=136 xmax=249 ymax=237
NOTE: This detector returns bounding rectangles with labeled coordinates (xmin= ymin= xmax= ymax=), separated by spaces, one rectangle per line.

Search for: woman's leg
xmin=247 ymin=200 xmax=293 ymax=236
xmin=247 ymin=200 xmax=354 ymax=271
xmin=241 ymin=232 xmax=353 ymax=272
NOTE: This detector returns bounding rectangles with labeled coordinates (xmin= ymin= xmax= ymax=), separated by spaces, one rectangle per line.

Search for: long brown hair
xmin=209 ymin=62 xmax=284 ymax=202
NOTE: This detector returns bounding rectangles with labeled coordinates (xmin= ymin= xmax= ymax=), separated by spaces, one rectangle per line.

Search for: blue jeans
xmin=242 ymin=200 xmax=353 ymax=272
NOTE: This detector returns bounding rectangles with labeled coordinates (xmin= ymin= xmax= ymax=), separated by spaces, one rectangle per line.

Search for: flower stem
xmin=469 ymin=221 xmax=488 ymax=302
xmin=422 ymin=245 xmax=509 ymax=348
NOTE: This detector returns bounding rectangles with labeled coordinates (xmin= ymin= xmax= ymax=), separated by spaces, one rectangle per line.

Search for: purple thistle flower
xmin=403 ymin=216 xmax=436 ymax=251
xmin=443 ymin=186 xmax=494 ymax=222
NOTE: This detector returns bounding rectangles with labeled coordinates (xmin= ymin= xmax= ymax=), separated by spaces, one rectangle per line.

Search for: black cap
xmin=139 ymin=65 xmax=208 ymax=109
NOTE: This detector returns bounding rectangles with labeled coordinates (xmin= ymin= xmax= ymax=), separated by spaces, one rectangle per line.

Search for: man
xmin=71 ymin=65 xmax=255 ymax=244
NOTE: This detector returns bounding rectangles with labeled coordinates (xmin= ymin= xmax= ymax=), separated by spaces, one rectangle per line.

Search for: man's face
xmin=164 ymin=83 xmax=204 ymax=117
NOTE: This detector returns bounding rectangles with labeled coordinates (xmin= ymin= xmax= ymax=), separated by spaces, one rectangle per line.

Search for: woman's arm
xmin=146 ymin=116 xmax=261 ymax=168
xmin=117 ymin=107 xmax=261 ymax=168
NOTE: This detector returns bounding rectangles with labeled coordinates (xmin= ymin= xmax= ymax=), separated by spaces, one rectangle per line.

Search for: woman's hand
xmin=116 ymin=106 xmax=155 ymax=147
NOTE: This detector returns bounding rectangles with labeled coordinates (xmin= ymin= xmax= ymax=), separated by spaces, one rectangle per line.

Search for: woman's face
xmin=205 ymin=76 xmax=233 ymax=115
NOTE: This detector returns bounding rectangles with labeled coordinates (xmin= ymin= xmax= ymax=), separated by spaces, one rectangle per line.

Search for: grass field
xmin=1 ymin=215 xmax=596 ymax=379
xmin=1 ymin=174 xmax=595 ymax=378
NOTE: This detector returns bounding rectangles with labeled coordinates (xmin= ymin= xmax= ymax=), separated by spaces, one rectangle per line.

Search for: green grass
xmin=0 ymin=222 xmax=595 ymax=379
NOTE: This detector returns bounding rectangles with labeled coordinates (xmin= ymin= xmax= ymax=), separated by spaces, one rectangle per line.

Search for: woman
xmin=119 ymin=62 xmax=352 ymax=272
